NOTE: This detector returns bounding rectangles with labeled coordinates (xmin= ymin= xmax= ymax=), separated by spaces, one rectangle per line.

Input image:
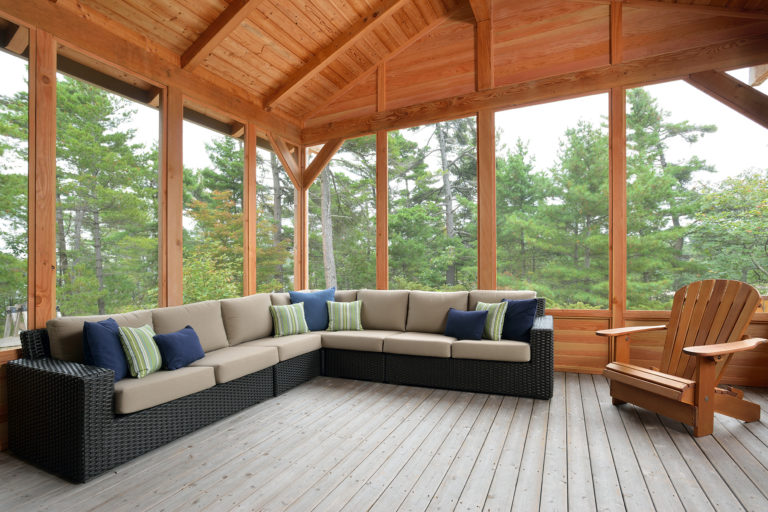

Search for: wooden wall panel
xmin=311 ymin=73 xmax=377 ymax=126
xmin=552 ymin=313 xmax=611 ymax=374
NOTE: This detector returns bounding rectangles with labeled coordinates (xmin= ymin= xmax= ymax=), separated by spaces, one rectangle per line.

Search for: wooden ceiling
xmin=2 ymin=0 xmax=768 ymax=144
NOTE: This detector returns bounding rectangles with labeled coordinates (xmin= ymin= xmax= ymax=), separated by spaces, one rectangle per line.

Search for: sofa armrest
xmin=20 ymin=328 xmax=51 ymax=359
xmin=7 ymin=358 xmax=115 ymax=482
xmin=530 ymin=315 xmax=554 ymax=363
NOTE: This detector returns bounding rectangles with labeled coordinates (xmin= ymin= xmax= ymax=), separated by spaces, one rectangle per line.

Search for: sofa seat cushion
xmin=152 ymin=301 xmax=229 ymax=353
xmin=383 ymin=332 xmax=456 ymax=358
xmin=452 ymin=339 xmax=531 ymax=363
xmin=321 ymin=330 xmax=402 ymax=352
xmin=190 ymin=346 xmax=278 ymax=383
xmin=114 ymin=366 xmax=216 ymax=414
xmin=241 ymin=333 xmax=321 ymax=362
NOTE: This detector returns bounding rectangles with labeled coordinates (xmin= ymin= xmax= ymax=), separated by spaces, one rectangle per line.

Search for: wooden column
xmin=159 ymin=86 xmax=184 ymax=306
xmin=294 ymin=188 xmax=308 ymax=291
xmin=27 ymin=28 xmax=57 ymax=328
xmin=243 ymin=123 xmax=258 ymax=295
xmin=609 ymin=87 xmax=627 ymax=336
xmin=477 ymin=109 xmax=496 ymax=289
xmin=376 ymin=64 xmax=389 ymax=289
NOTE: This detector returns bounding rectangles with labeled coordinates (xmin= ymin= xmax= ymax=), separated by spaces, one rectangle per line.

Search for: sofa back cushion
xmin=47 ymin=310 xmax=153 ymax=362
xmin=468 ymin=290 xmax=536 ymax=310
xmin=220 ymin=293 xmax=273 ymax=345
xmin=152 ymin=301 xmax=228 ymax=353
xmin=334 ymin=289 xmax=357 ymax=302
xmin=357 ymin=289 xmax=409 ymax=331
xmin=406 ymin=290 xmax=468 ymax=334
xmin=270 ymin=292 xmax=291 ymax=306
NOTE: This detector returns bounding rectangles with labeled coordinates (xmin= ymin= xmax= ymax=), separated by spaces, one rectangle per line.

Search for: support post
xmin=159 ymin=86 xmax=184 ymax=306
xmin=27 ymin=28 xmax=57 ymax=328
xmin=477 ymin=109 xmax=496 ymax=289
xmin=376 ymin=64 xmax=389 ymax=289
xmin=243 ymin=123 xmax=258 ymax=295
xmin=609 ymin=87 xmax=627 ymax=334
xmin=294 ymin=148 xmax=309 ymax=290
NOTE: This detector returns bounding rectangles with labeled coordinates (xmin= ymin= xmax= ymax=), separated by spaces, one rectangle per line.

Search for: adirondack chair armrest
xmin=596 ymin=324 xmax=667 ymax=338
xmin=682 ymin=338 xmax=767 ymax=358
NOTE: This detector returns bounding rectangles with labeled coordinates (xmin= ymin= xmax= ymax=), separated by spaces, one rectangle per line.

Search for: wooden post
xmin=27 ymin=28 xmax=57 ymax=328
xmin=477 ymin=109 xmax=496 ymax=290
xmin=609 ymin=87 xmax=627 ymax=337
xmin=243 ymin=123 xmax=258 ymax=295
xmin=294 ymin=148 xmax=309 ymax=290
xmin=376 ymin=64 xmax=389 ymax=289
xmin=159 ymin=86 xmax=184 ymax=306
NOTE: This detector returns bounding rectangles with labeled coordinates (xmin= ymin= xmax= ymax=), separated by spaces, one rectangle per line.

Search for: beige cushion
xmin=47 ymin=310 xmax=153 ymax=362
xmin=405 ymin=291 xmax=469 ymax=334
xmin=241 ymin=333 xmax=321 ymax=361
xmin=383 ymin=332 xmax=455 ymax=358
xmin=152 ymin=301 xmax=228 ymax=353
xmin=321 ymin=330 xmax=401 ymax=352
xmin=357 ymin=289 xmax=409 ymax=331
xmin=468 ymin=290 xmax=537 ymax=310
xmin=114 ymin=366 xmax=215 ymax=414
xmin=335 ymin=289 xmax=358 ymax=302
xmin=270 ymin=292 xmax=291 ymax=306
xmin=190 ymin=345 xmax=278 ymax=383
xmin=452 ymin=340 xmax=531 ymax=362
xmin=220 ymin=294 xmax=273 ymax=345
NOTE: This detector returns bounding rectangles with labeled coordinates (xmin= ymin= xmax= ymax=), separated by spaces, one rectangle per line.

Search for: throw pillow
xmin=83 ymin=318 xmax=129 ymax=382
xmin=153 ymin=325 xmax=205 ymax=370
xmin=502 ymin=298 xmax=538 ymax=342
xmin=270 ymin=302 xmax=310 ymax=337
xmin=444 ymin=308 xmax=488 ymax=340
xmin=327 ymin=300 xmax=363 ymax=331
xmin=289 ymin=287 xmax=336 ymax=331
xmin=475 ymin=301 xmax=509 ymax=341
xmin=119 ymin=324 xmax=162 ymax=378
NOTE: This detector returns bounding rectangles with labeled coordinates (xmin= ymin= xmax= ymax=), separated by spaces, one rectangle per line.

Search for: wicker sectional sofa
xmin=8 ymin=289 xmax=553 ymax=482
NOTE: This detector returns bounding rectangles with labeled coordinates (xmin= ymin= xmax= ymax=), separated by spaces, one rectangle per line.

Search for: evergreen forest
xmin=1 ymin=75 xmax=766 ymax=331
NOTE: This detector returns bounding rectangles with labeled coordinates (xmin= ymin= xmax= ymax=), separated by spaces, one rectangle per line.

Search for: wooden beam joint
xmin=685 ymin=70 xmax=768 ymax=130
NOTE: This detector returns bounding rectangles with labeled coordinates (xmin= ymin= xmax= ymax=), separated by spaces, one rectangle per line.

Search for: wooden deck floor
xmin=2 ymin=373 xmax=768 ymax=511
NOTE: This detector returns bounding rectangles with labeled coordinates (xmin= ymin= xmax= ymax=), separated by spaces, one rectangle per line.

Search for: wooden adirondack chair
xmin=598 ymin=280 xmax=767 ymax=437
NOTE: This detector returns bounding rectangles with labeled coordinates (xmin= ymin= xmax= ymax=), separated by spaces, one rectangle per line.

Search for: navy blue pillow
xmin=83 ymin=318 xmax=129 ymax=382
xmin=289 ymin=287 xmax=336 ymax=331
xmin=153 ymin=325 xmax=205 ymax=370
xmin=444 ymin=308 xmax=488 ymax=340
xmin=501 ymin=299 xmax=538 ymax=342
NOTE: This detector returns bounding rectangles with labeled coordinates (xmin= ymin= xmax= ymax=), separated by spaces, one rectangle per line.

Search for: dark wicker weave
xmin=273 ymin=349 xmax=321 ymax=395
xmin=323 ymin=348 xmax=385 ymax=382
xmin=9 ymin=330 xmax=274 ymax=483
xmin=384 ymin=354 xmax=454 ymax=389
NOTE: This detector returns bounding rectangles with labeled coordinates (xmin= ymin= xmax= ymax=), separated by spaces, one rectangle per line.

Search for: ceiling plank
xmin=303 ymin=32 xmax=768 ymax=144
xmin=304 ymin=138 xmax=344 ymax=187
xmin=181 ymin=0 xmax=262 ymax=70
xmin=268 ymin=133 xmax=302 ymax=189
xmin=685 ymin=70 xmax=768 ymax=130
xmin=750 ymin=64 xmax=768 ymax=86
xmin=468 ymin=0 xmax=492 ymax=23
xmin=265 ymin=0 xmax=409 ymax=109
xmin=575 ymin=0 xmax=768 ymax=21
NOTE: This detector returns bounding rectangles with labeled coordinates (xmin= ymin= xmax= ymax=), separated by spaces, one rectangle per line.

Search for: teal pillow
xmin=327 ymin=300 xmax=363 ymax=331
xmin=118 ymin=324 xmax=162 ymax=378
xmin=270 ymin=302 xmax=309 ymax=337
xmin=475 ymin=301 xmax=509 ymax=341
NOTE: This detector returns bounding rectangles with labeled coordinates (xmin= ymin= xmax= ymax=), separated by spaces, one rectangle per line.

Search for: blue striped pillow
xmin=118 ymin=324 xmax=162 ymax=378
xmin=270 ymin=303 xmax=310 ymax=337
xmin=327 ymin=300 xmax=363 ymax=331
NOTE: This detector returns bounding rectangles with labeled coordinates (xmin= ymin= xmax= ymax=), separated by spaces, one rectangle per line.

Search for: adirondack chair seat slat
xmin=604 ymin=362 xmax=695 ymax=403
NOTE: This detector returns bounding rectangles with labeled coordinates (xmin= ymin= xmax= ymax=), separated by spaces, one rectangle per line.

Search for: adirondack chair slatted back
xmin=659 ymin=280 xmax=760 ymax=384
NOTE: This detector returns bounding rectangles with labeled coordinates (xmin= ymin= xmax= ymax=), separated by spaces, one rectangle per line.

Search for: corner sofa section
xmin=8 ymin=289 xmax=553 ymax=483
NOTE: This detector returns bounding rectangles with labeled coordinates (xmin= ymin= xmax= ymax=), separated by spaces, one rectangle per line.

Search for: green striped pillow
xmin=475 ymin=301 xmax=509 ymax=341
xmin=118 ymin=324 xmax=162 ymax=378
xmin=270 ymin=302 xmax=309 ymax=337
xmin=327 ymin=300 xmax=363 ymax=331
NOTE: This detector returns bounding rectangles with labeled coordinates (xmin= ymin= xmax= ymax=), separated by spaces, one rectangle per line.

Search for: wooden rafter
xmin=575 ymin=0 xmax=768 ymax=20
xmin=685 ymin=70 xmax=768 ymax=130
xmin=303 ymin=32 xmax=768 ymax=144
xmin=468 ymin=0 xmax=492 ymax=22
xmin=3 ymin=24 xmax=28 ymax=54
xmin=181 ymin=0 xmax=261 ymax=70
xmin=268 ymin=133 xmax=302 ymax=189
xmin=750 ymin=64 xmax=768 ymax=86
xmin=475 ymin=15 xmax=493 ymax=91
xmin=610 ymin=0 xmax=622 ymax=65
xmin=304 ymin=139 xmax=344 ymax=188
xmin=264 ymin=0 xmax=409 ymax=110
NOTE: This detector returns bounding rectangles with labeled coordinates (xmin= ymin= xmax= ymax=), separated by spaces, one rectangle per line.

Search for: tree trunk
xmin=436 ymin=123 xmax=456 ymax=286
xmin=270 ymin=152 xmax=284 ymax=283
xmin=320 ymin=168 xmax=337 ymax=288
xmin=92 ymin=210 xmax=106 ymax=315
xmin=55 ymin=193 xmax=68 ymax=287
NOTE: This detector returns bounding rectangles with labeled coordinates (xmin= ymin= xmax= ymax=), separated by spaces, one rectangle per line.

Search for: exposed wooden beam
xmin=57 ymin=55 xmax=158 ymax=105
xmin=305 ymin=11 xmax=449 ymax=120
xmin=3 ymin=24 xmax=28 ymax=54
xmin=181 ymin=0 xmax=261 ymax=70
xmin=230 ymin=122 xmax=246 ymax=139
xmin=750 ymin=64 xmax=768 ymax=86
xmin=304 ymin=139 xmax=344 ymax=188
xmin=468 ymin=0 xmax=492 ymax=22
xmin=476 ymin=110 xmax=495 ymax=289
xmin=243 ymin=123 xmax=258 ymax=295
xmin=0 ymin=0 xmax=302 ymax=144
xmin=27 ymin=28 xmax=57 ymax=328
xmin=268 ymin=133 xmax=302 ymax=189
xmin=265 ymin=0 xmax=409 ymax=109
xmin=576 ymin=0 xmax=768 ymax=21
xmin=685 ymin=70 xmax=768 ymax=130
xmin=377 ymin=63 xmax=387 ymax=112
xmin=609 ymin=88 xmax=627 ymax=339
xmin=303 ymin=32 xmax=768 ymax=144
xmin=475 ymin=19 xmax=493 ymax=91
xmin=610 ymin=0 xmax=622 ymax=65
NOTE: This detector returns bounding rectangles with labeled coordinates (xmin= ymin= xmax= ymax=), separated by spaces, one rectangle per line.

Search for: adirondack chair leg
xmin=714 ymin=393 xmax=762 ymax=422
xmin=693 ymin=357 xmax=716 ymax=437
xmin=612 ymin=397 xmax=626 ymax=406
